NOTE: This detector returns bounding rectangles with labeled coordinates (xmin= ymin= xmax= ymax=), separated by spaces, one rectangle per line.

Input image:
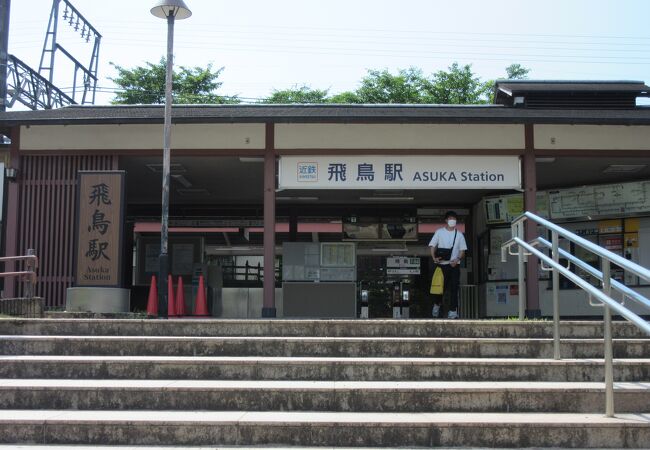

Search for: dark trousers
xmin=432 ymin=264 xmax=460 ymax=311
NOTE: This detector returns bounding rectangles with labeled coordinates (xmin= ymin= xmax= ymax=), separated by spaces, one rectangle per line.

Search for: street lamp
xmin=150 ymin=0 xmax=192 ymax=318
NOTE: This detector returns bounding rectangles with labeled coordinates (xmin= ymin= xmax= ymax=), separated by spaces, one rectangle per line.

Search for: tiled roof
xmin=2 ymin=103 xmax=650 ymax=126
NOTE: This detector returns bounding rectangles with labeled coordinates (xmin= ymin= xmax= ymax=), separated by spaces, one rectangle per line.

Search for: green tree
xmin=429 ymin=63 xmax=492 ymax=104
xmin=263 ymin=85 xmax=329 ymax=103
xmin=110 ymin=58 xmax=238 ymax=104
xmin=328 ymin=91 xmax=361 ymax=104
xmin=505 ymin=63 xmax=531 ymax=80
xmin=353 ymin=67 xmax=433 ymax=104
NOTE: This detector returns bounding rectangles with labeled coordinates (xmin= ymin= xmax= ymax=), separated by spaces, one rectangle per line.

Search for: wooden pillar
xmin=524 ymin=123 xmax=541 ymax=317
xmin=262 ymin=123 xmax=276 ymax=317
xmin=3 ymin=126 xmax=20 ymax=297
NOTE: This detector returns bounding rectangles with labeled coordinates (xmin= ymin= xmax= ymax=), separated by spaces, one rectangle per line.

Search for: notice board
xmin=74 ymin=171 xmax=126 ymax=287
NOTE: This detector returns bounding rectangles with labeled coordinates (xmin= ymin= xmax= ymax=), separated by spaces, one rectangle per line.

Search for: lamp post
xmin=150 ymin=0 xmax=192 ymax=318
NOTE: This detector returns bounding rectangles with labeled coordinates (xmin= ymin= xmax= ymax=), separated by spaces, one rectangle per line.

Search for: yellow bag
xmin=430 ymin=266 xmax=444 ymax=295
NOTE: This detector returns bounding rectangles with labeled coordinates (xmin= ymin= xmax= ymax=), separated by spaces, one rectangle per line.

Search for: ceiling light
xmin=239 ymin=157 xmax=264 ymax=163
xmin=277 ymin=196 xmax=319 ymax=201
xmin=603 ymin=164 xmax=646 ymax=174
xmin=535 ymin=157 xmax=556 ymax=163
xmin=171 ymin=174 xmax=192 ymax=188
xmin=146 ymin=163 xmax=186 ymax=174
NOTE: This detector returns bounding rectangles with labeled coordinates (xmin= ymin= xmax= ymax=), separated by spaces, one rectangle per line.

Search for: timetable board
xmin=548 ymin=181 xmax=650 ymax=219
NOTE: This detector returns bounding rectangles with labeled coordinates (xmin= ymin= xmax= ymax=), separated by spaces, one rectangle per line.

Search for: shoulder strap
xmin=451 ymin=230 xmax=457 ymax=248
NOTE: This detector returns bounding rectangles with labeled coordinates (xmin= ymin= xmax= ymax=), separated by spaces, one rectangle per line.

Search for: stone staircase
xmin=0 ymin=318 xmax=649 ymax=448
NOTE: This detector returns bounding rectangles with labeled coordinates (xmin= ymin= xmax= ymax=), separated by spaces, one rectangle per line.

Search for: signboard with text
xmin=386 ymin=256 xmax=421 ymax=275
xmin=74 ymin=171 xmax=125 ymax=287
xmin=279 ymin=156 xmax=521 ymax=190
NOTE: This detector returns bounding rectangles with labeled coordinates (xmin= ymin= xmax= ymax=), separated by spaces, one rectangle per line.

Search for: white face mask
xmin=447 ymin=219 xmax=457 ymax=228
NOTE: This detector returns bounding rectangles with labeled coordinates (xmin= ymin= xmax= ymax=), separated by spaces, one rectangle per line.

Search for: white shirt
xmin=428 ymin=227 xmax=468 ymax=264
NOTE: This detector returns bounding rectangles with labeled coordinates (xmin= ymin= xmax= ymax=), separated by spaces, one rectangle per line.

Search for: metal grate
xmin=459 ymin=284 xmax=479 ymax=319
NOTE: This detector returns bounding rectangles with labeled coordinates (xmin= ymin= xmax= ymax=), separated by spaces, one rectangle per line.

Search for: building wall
xmin=275 ymin=124 xmax=525 ymax=150
xmin=19 ymin=124 xmax=265 ymax=151
xmin=535 ymin=125 xmax=650 ymax=150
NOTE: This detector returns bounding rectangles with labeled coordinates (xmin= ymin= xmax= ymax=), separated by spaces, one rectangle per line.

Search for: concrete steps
xmin=0 ymin=318 xmax=648 ymax=447
xmin=2 ymin=379 xmax=650 ymax=413
xmin=2 ymin=335 xmax=649 ymax=358
xmin=1 ymin=318 xmax=647 ymax=338
xmin=2 ymin=355 xmax=649 ymax=381
xmin=1 ymin=410 xmax=649 ymax=447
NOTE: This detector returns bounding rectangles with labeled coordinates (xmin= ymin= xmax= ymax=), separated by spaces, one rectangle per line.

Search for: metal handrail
xmin=503 ymin=236 xmax=650 ymax=333
xmin=500 ymin=212 xmax=650 ymax=418
xmin=532 ymin=237 xmax=650 ymax=311
xmin=514 ymin=212 xmax=650 ymax=282
xmin=0 ymin=250 xmax=39 ymax=299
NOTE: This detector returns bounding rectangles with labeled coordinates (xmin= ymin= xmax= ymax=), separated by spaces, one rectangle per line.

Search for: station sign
xmin=386 ymin=256 xmax=421 ymax=275
xmin=74 ymin=171 xmax=125 ymax=287
xmin=279 ymin=156 xmax=521 ymax=190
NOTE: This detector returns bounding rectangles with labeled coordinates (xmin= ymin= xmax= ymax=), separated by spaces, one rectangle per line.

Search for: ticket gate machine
xmin=392 ymin=280 xmax=410 ymax=319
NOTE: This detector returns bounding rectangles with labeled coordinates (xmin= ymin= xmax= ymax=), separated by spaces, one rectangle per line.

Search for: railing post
xmin=551 ymin=232 xmax=560 ymax=360
xmin=25 ymin=249 xmax=35 ymax=299
xmin=602 ymin=258 xmax=614 ymax=417
xmin=517 ymin=222 xmax=526 ymax=320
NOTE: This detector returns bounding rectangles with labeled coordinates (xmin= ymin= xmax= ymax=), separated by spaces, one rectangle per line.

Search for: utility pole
xmin=0 ymin=0 xmax=10 ymax=112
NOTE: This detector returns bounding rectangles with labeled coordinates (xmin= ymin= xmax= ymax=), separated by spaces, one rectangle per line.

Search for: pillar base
xmin=526 ymin=308 xmax=542 ymax=319
xmin=262 ymin=307 xmax=277 ymax=318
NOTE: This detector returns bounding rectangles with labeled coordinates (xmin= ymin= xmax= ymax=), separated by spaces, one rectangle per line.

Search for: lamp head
xmin=150 ymin=0 xmax=192 ymax=20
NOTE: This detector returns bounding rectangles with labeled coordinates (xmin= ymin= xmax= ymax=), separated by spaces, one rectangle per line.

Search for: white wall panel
xmin=275 ymin=124 xmax=524 ymax=150
xmin=20 ymin=124 xmax=266 ymax=150
xmin=535 ymin=125 xmax=650 ymax=150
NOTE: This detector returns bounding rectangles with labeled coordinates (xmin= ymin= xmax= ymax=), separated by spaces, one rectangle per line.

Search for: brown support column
xmin=524 ymin=123 xmax=541 ymax=317
xmin=262 ymin=122 xmax=276 ymax=317
xmin=4 ymin=126 xmax=20 ymax=297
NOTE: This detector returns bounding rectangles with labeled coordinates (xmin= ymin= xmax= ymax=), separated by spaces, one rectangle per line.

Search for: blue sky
xmin=7 ymin=0 xmax=650 ymax=105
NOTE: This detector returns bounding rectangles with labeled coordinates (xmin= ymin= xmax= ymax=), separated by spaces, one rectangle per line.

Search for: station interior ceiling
xmin=120 ymin=155 xmax=650 ymax=209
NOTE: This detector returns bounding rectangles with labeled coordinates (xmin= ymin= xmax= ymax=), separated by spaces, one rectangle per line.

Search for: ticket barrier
xmin=359 ymin=281 xmax=369 ymax=319
xmin=392 ymin=281 xmax=410 ymax=319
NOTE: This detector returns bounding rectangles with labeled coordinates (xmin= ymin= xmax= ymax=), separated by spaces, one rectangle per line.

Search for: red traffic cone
xmin=176 ymin=276 xmax=186 ymax=316
xmin=167 ymin=275 xmax=177 ymax=317
xmin=146 ymin=275 xmax=158 ymax=317
xmin=194 ymin=275 xmax=209 ymax=316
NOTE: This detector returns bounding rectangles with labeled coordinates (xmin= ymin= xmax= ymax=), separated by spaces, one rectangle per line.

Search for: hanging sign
xmin=386 ymin=256 xmax=421 ymax=275
xmin=279 ymin=156 xmax=521 ymax=190
xmin=74 ymin=171 xmax=126 ymax=287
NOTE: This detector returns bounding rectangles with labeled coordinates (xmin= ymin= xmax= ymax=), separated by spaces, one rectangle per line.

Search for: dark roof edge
xmin=3 ymin=104 xmax=650 ymax=126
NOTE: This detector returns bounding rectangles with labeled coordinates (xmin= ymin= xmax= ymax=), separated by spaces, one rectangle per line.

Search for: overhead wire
xmin=9 ymin=12 xmax=650 ymax=101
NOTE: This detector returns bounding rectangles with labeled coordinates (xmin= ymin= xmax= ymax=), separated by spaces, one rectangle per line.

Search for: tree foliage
xmin=354 ymin=68 xmax=433 ymax=104
xmin=110 ymin=59 xmax=529 ymax=106
xmin=263 ymin=85 xmax=329 ymax=104
xmin=505 ymin=63 xmax=531 ymax=80
xmin=262 ymin=63 xmax=525 ymax=105
xmin=110 ymin=58 xmax=238 ymax=105
xmin=429 ymin=63 xmax=492 ymax=104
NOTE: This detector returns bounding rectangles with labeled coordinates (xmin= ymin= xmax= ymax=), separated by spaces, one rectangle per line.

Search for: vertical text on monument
xmin=74 ymin=171 xmax=125 ymax=287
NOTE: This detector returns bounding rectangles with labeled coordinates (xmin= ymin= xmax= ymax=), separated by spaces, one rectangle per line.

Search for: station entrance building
xmin=1 ymin=80 xmax=650 ymax=318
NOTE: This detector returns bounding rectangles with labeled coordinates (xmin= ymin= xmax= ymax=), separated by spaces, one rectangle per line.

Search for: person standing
xmin=429 ymin=211 xmax=467 ymax=319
